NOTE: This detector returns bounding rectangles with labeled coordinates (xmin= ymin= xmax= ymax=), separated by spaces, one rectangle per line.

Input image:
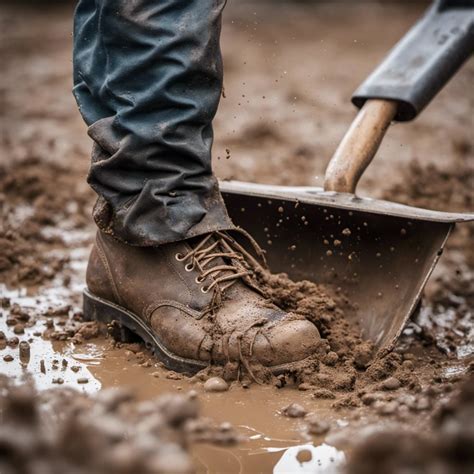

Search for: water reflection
xmin=273 ymin=443 xmax=345 ymax=473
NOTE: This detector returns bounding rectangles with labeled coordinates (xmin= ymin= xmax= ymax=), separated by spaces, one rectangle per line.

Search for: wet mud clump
xmin=0 ymin=158 xmax=93 ymax=287
xmin=0 ymin=376 xmax=238 ymax=474
xmin=346 ymin=374 xmax=474 ymax=474
xmin=254 ymin=269 xmax=376 ymax=391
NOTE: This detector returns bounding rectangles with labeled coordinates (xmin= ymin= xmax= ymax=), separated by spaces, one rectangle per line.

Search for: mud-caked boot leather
xmin=83 ymin=230 xmax=321 ymax=375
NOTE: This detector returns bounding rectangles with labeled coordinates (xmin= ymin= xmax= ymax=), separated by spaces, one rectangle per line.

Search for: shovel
xmin=220 ymin=0 xmax=474 ymax=352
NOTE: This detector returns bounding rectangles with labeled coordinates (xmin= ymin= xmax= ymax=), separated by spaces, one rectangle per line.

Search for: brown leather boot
xmin=83 ymin=230 xmax=320 ymax=375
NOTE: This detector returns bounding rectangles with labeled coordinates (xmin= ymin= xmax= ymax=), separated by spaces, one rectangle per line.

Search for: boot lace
xmin=175 ymin=229 xmax=266 ymax=294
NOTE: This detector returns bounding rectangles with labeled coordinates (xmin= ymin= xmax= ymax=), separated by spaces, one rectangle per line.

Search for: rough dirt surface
xmin=346 ymin=374 xmax=474 ymax=474
xmin=0 ymin=375 xmax=237 ymax=474
xmin=1 ymin=1 xmax=473 ymax=473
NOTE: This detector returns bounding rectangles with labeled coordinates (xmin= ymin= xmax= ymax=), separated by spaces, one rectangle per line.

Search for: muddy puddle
xmin=1 ymin=280 xmax=350 ymax=473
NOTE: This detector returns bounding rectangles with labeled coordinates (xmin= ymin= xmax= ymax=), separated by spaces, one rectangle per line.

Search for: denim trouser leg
xmin=73 ymin=0 xmax=234 ymax=246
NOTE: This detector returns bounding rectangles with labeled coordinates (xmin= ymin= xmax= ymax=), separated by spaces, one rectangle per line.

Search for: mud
xmin=1 ymin=1 xmax=473 ymax=473
xmin=0 ymin=376 xmax=238 ymax=474
xmin=346 ymin=374 xmax=474 ymax=474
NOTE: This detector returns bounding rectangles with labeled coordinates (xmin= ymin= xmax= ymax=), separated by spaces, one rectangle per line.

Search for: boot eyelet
xmin=185 ymin=263 xmax=194 ymax=272
xmin=195 ymin=275 xmax=204 ymax=283
xmin=175 ymin=253 xmax=185 ymax=261
xmin=201 ymin=286 xmax=210 ymax=293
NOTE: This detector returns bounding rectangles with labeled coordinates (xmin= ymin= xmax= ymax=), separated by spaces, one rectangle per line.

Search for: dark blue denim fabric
xmin=73 ymin=0 xmax=234 ymax=246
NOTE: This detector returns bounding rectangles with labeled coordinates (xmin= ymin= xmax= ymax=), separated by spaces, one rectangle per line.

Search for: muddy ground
xmin=1 ymin=1 xmax=473 ymax=473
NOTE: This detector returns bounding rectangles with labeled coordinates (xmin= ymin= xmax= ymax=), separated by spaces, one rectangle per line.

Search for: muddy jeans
xmin=73 ymin=0 xmax=234 ymax=246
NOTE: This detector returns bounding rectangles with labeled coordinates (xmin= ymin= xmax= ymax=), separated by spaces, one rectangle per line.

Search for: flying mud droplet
xmin=3 ymin=354 xmax=14 ymax=362
xmin=400 ymin=228 xmax=407 ymax=236
xmin=342 ymin=228 xmax=351 ymax=236
xmin=326 ymin=250 xmax=333 ymax=256
xmin=278 ymin=206 xmax=284 ymax=213
xmin=334 ymin=239 xmax=341 ymax=247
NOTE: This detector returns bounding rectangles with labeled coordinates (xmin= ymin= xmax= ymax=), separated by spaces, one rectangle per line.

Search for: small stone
xmin=381 ymin=377 xmax=401 ymax=391
xmin=219 ymin=422 xmax=233 ymax=432
xmin=151 ymin=371 xmax=161 ymax=378
xmin=375 ymin=400 xmax=398 ymax=416
xmin=204 ymin=377 xmax=229 ymax=393
xmin=282 ymin=403 xmax=307 ymax=418
xmin=305 ymin=414 xmax=330 ymax=435
xmin=77 ymin=377 xmax=89 ymax=384
xmin=3 ymin=354 xmax=14 ymax=362
xmin=298 ymin=383 xmax=312 ymax=391
xmin=361 ymin=393 xmax=378 ymax=406
xmin=415 ymin=396 xmax=431 ymax=411
xmin=13 ymin=324 xmax=25 ymax=335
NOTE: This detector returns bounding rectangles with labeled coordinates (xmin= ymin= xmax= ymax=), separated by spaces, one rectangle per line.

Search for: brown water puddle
xmin=0 ymin=281 xmax=350 ymax=473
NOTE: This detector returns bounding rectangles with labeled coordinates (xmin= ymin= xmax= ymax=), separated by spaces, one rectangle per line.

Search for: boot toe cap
xmin=253 ymin=318 xmax=321 ymax=366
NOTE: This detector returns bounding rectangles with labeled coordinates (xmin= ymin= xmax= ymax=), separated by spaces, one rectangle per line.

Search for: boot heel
xmin=107 ymin=320 xmax=138 ymax=343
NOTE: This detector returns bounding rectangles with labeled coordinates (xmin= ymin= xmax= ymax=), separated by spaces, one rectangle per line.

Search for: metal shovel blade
xmin=221 ymin=181 xmax=473 ymax=352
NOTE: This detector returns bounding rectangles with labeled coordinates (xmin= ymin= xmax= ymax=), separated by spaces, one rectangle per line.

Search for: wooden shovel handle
xmin=324 ymin=99 xmax=398 ymax=194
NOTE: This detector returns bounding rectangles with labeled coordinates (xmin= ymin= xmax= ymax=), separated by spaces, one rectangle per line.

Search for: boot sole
xmin=83 ymin=289 xmax=208 ymax=374
xmin=83 ymin=289 xmax=313 ymax=376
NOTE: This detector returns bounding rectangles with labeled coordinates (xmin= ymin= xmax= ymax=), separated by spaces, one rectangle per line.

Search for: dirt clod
xmin=381 ymin=377 xmax=401 ymax=391
xmin=282 ymin=402 xmax=307 ymax=418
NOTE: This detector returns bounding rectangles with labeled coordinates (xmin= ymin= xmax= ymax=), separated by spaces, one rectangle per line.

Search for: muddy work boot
xmin=83 ymin=231 xmax=320 ymax=375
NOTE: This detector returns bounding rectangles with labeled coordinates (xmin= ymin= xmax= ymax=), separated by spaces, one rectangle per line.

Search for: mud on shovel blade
xmin=220 ymin=0 xmax=474 ymax=352
xmin=221 ymin=183 xmax=471 ymax=351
